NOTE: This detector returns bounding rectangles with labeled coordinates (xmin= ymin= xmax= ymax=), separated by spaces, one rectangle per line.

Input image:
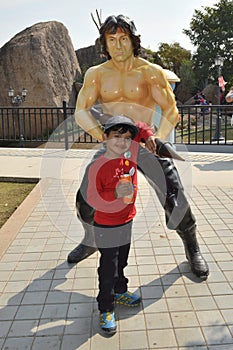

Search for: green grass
xmin=0 ymin=182 xmax=36 ymax=228
xmin=176 ymin=125 xmax=233 ymax=143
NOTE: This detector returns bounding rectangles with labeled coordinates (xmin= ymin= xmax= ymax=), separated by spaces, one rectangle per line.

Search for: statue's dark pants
xmin=76 ymin=144 xmax=195 ymax=233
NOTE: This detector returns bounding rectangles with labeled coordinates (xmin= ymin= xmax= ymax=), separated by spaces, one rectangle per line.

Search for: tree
xmin=183 ymin=0 xmax=233 ymax=88
xmin=156 ymin=42 xmax=191 ymax=76
xmin=175 ymin=60 xmax=197 ymax=103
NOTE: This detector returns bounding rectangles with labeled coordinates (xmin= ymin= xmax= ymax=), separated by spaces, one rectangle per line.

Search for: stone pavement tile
xmin=209 ymin=345 xmax=233 ymax=350
xmin=120 ymin=330 xmax=149 ymax=349
xmin=70 ymin=289 xmax=95 ymax=303
xmin=0 ymin=271 xmax=11 ymax=282
xmin=185 ymin=283 xmax=211 ymax=297
xmin=26 ymin=279 xmax=52 ymax=292
xmin=174 ymin=327 xmax=206 ymax=347
xmin=166 ymin=297 xmax=193 ymax=312
xmin=10 ymin=270 xmax=34 ymax=282
xmin=221 ymin=309 xmax=233 ymax=324
xmin=0 ymin=304 xmax=18 ymax=321
xmin=145 ymin=312 xmax=172 ymax=329
xmin=19 ymin=252 xmax=42 ymax=262
xmin=214 ymin=295 xmax=233 ymax=309
xmin=135 ymin=247 xmax=154 ymax=256
xmin=218 ymin=261 xmax=233 ymax=271
xmin=31 ymin=335 xmax=61 ymax=350
xmin=36 ymin=319 xmax=66 ymax=336
xmin=0 ymin=320 xmax=12 ymax=337
xmin=190 ymin=296 xmax=218 ymax=311
xmin=208 ymin=282 xmax=233 ymax=295
xmin=8 ymin=319 xmax=38 ymax=337
xmin=46 ymin=290 xmax=71 ymax=304
xmin=141 ymin=285 xmax=164 ymax=299
xmin=202 ymin=325 xmax=233 ymax=346
xmin=15 ymin=304 xmax=44 ymax=320
xmin=136 ymin=256 xmax=157 ymax=265
xmin=67 ymin=303 xmax=94 ymax=319
xmin=148 ymin=328 xmax=177 ymax=348
xmin=139 ymin=274 xmax=162 ymax=286
xmin=0 ymin=253 xmax=22 ymax=263
xmin=128 ymin=275 xmax=140 ymax=289
xmin=138 ymin=264 xmax=160 ymax=275
xmin=61 ymin=334 xmax=91 ymax=350
xmin=41 ymin=304 xmax=69 ymax=319
xmin=211 ymin=252 xmax=233 ymax=261
xmin=158 ymin=264 xmax=181 ymax=275
xmin=73 ymin=277 xmax=96 ymax=290
xmin=160 ymin=272 xmax=183 ymax=286
xmin=142 ymin=298 xmax=168 ymax=313
xmin=164 ymin=284 xmax=188 ymax=298
xmin=196 ymin=309 xmax=226 ymax=326
xmin=31 ymin=269 xmax=54 ymax=280
xmin=120 ymin=313 xmax=147 ymax=333
xmin=2 ymin=336 xmax=34 ymax=350
xmin=21 ymin=291 xmax=48 ymax=305
xmin=170 ymin=311 xmax=199 ymax=328
xmin=0 ymin=339 xmax=4 ymax=349
xmin=0 ymin=261 xmax=18 ymax=271
xmin=64 ymin=317 xmax=92 ymax=335
xmin=0 ymin=292 xmax=24 ymax=307
xmin=51 ymin=278 xmax=73 ymax=291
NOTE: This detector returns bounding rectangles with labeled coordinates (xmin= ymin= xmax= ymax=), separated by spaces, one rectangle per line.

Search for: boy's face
xmin=103 ymin=129 xmax=132 ymax=158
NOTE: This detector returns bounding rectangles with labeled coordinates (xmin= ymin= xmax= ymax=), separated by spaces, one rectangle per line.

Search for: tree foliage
xmin=175 ymin=60 xmax=197 ymax=103
xmin=156 ymin=42 xmax=191 ymax=76
xmin=183 ymin=0 xmax=233 ymax=88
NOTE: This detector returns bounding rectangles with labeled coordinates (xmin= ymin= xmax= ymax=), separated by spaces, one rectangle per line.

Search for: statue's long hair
xmin=99 ymin=15 xmax=141 ymax=59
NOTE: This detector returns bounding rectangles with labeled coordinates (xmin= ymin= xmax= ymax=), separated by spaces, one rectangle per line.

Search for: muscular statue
xmin=68 ymin=14 xmax=209 ymax=279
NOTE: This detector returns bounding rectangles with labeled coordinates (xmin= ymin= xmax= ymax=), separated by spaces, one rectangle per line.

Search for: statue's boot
xmin=67 ymin=223 xmax=97 ymax=264
xmin=67 ymin=188 xmax=97 ymax=264
xmin=177 ymin=225 xmax=209 ymax=279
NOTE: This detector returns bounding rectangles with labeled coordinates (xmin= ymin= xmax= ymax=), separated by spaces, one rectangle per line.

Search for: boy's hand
xmin=115 ymin=182 xmax=133 ymax=198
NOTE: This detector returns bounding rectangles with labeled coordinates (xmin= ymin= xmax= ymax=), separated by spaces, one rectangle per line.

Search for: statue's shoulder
xmin=136 ymin=57 xmax=163 ymax=73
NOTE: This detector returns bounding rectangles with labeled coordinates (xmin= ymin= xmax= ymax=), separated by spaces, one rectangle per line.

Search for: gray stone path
xmin=0 ymin=148 xmax=232 ymax=349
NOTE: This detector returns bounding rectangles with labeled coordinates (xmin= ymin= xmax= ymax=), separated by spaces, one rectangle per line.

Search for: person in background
xmin=225 ymin=86 xmax=233 ymax=103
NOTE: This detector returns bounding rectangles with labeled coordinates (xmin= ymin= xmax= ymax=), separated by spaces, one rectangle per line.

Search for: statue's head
xmin=99 ymin=15 xmax=141 ymax=59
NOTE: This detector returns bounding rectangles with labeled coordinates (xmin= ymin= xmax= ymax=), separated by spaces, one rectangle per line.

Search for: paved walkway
xmin=0 ymin=147 xmax=233 ymax=350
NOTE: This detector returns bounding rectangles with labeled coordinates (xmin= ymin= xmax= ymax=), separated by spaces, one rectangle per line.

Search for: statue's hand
xmin=145 ymin=135 xmax=157 ymax=154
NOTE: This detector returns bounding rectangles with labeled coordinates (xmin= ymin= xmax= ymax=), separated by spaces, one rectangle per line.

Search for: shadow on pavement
xmin=0 ymin=260 xmax=199 ymax=349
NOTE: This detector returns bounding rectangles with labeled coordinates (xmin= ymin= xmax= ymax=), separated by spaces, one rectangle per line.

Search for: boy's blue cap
xmin=104 ymin=115 xmax=139 ymax=139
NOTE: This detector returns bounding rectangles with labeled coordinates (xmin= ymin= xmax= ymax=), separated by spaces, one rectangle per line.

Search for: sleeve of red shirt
xmin=134 ymin=121 xmax=154 ymax=142
xmin=87 ymin=162 xmax=117 ymax=210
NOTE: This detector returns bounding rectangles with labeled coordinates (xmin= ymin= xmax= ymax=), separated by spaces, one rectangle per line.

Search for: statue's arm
xmin=148 ymin=65 xmax=179 ymax=140
xmin=75 ymin=67 xmax=104 ymax=141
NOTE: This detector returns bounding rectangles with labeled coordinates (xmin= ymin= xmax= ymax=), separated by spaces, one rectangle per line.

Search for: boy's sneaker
xmin=99 ymin=312 xmax=117 ymax=335
xmin=115 ymin=291 xmax=141 ymax=306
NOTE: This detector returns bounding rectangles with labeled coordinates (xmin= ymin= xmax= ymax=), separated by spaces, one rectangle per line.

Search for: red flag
xmin=218 ymin=75 xmax=227 ymax=91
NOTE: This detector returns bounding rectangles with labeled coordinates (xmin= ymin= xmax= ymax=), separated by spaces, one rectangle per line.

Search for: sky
xmin=0 ymin=0 xmax=218 ymax=52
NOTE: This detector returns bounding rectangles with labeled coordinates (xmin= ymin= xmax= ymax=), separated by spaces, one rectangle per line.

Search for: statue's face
xmin=105 ymin=28 xmax=133 ymax=62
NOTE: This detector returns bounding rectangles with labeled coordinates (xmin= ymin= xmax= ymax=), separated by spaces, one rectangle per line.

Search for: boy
xmin=86 ymin=115 xmax=153 ymax=335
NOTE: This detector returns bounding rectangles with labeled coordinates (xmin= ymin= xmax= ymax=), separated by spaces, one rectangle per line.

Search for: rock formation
xmin=0 ymin=21 xmax=81 ymax=107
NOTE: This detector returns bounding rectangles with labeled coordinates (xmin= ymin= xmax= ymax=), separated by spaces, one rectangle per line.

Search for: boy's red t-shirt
xmin=87 ymin=121 xmax=153 ymax=226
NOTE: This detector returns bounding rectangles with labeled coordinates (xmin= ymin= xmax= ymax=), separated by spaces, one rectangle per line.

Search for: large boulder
xmin=0 ymin=21 xmax=81 ymax=107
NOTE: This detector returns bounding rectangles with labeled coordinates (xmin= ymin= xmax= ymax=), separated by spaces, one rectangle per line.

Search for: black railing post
xmin=63 ymin=101 xmax=69 ymax=150
xmin=17 ymin=106 xmax=24 ymax=147
xmin=212 ymin=106 xmax=224 ymax=142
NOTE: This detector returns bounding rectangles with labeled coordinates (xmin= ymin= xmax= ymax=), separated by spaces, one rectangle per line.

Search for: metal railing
xmin=176 ymin=104 xmax=233 ymax=145
xmin=0 ymin=103 xmax=232 ymax=148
